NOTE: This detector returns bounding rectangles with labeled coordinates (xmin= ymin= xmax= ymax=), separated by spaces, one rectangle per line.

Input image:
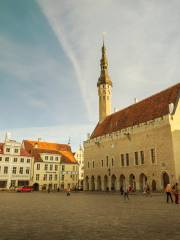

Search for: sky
xmin=0 ymin=0 xmax=180 ymax=150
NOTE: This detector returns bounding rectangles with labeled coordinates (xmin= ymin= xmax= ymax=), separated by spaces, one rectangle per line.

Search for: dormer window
xmin=14 ymin=149 xmax=19 ymax=153
xmin=6 ymin=148 xmax=10 ymax=153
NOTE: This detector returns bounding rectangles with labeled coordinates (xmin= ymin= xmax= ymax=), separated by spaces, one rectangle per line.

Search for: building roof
xmin=91 ymin=83 xmax=180 ymax=139
xmin=0 ymin=142 xmax=31 ymax=157
xmin=23 ymin=140 xmax=78 ymax=164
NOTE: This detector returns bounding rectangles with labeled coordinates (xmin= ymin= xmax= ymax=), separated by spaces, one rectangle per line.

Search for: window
xmin=151 ymin=148 xmax=155 ymax=163
xmin=73 ymin=166 xmax=75 ymax=171
xmin=49 ymin=174 xmax=52 ymax=181
xmin=14 ymin=158 xmax=17 ymax=162
xmin=126 ymin=154 xmax=129 ymax=166
xmin=43 ymin=174 xmax=47 ymax=180
xmin=111 ymin=158 xmax=114 ymax=167
xmin=134 ymin=152 xmax=138 ymax=165
xmin=55 ymin=165 xmax=58 ymax=171
xmin=20 ymin=158 xmax=24 ymax=163
xmin=6 ymin=148 xmax=10 ymax=153
xmin=121 ymin=154 xmax=124 ymax=167
xmin=14 ymin=149 xmax=19 ymax=153
xmin=0 ymin=157 xmax=2 ymax=161
xmin=54 ymin=174 xmax=57 ymax=181
xmin=26 ymin=168 xmax=30 ymax=174
xmin=12 ymin=167 xmax=16 ymax=174
xmin=4 ymin=166 xmax=8 ymax=174
xmin=92 ymin=161 xmax=94 ymax=168
xmin=106 ymin=156 xmax=109 ymax=167
xmin=37 ymin=164 xmax=40 ymax=170
xmin=62 ymin=165 xmax=65 ymax=171
xmin=36 ymin=174 xmax=39 ymax=181
xmin=45 ymin=156 xmax=48 ymax=160
xmin=61 ymin=175 xmax=64 ymax=181
xmin=27 ymin=159 xmax=30 ymax=163
xmin=88 ymin=162 xmax=90 ymax=168
xmin=50 ymin=165 xmax=53 ymax=171
xmin=55 ymin=157 xmax=58 ymax=161
xmin=140 ymin=151 xmax=144 ymax=164
xmin=5 ymin=157 xmax=9 ymax=162
xmin=44 ymin=164 xmax=48 ymax=170
xmin=50 ymin=156 xmax=53 ymax=161
xmin=19 ymin=167 xmax=23 ymax=174
xmin=101 ymin=160 xmax=103 ymax=167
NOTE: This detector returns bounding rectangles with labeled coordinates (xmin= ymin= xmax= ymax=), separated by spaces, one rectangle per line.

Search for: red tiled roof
xmin=91 ymin=83 xmax=180 ymax=139
xmin=23 ymin=140 xmax=78 ymax=164
xmin=0 ymin=143 xmax=3 ymax=154
xmin=0 ymin=142 xmax=30 ymax=157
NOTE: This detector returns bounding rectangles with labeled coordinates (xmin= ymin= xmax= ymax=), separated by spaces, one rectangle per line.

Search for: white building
xmin=74 ymin=144 xmax=84 ymax=190
xmin=0 ymin=135 xmax=33 ymax=189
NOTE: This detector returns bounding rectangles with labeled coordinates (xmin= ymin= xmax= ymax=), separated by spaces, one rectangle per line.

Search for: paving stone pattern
xmin=0 ymin=192 xmax=179 ymax=240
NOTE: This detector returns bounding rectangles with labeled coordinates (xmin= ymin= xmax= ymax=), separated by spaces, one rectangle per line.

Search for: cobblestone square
xmin=0 ymin=192 xmax=180 ymax=240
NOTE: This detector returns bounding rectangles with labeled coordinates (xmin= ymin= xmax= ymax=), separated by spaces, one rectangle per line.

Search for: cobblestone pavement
xmin=0 ymin=191 xmax=180 ymax=240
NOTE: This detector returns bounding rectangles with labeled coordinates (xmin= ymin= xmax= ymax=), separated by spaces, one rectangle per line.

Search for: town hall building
xmin=84 ymin=42 xmax=180 ymax=192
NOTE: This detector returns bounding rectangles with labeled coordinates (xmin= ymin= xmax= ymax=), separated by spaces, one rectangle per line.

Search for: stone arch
xmin=97 ymin=176 xmax=102 ymax=191
xmin=104 ymin=175 xmax=109 ymax=191
xmin=111 ymin=174 xmax=117 ymax=191
xmin=129 ymin=174 xmax=136 ymax=191
xmin=85 ymin=176 xmax=89 ymax=191
xmin=139 ymin=173 xmax=147 ymax=191
xmin=152 ymin=179 xmax=156 ymax=192
xmin=119 ymin=174 xmax=125 ymax=190
xmin=162 ymin=172 xmax=170 ymax=189
xmin=91 ymin=176 xmax=95 ymax=191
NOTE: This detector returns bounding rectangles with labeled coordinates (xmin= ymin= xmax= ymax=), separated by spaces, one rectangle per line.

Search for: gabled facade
xmin=0 ymin=137 xmax=33 ymax=189
xmin=23 ymin=140 xmax=79 ymax=191
xmin=84 ymin=42 xmax=180 ymax=192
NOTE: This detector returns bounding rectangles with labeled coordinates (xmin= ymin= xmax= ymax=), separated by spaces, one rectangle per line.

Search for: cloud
xmin=37 ymin=0 xmax=180 ymax=119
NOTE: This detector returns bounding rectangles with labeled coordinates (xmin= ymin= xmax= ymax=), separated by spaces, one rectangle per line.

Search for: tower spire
xmin=97 ymin=39 xmax=112 ymax=122
xmin=97 ymin=39 xmax=112 ymax=87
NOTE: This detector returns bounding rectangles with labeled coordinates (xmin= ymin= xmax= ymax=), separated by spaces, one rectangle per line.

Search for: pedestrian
xmin=66 ymin=188 xmax=71 ymax=196
xmin=47 ymin=187 xmax=50 ymax=193
xmin=165 ymin=183 xmax=173 ymax=203
xmin=120 ymin=186 xmax=124 ymax=195
xmin=124 ymin=186 xmax=129 ymax=200
xmin=173 ymin=183 xmax=179 ymax=204
xmin=57 ymin=187 xmax=60 ymax=192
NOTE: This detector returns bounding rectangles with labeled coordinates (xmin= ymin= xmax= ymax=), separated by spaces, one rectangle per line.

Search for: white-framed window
xmin=6 ymin=148 xmax=10 ymax=153
xmin=26 ymin=168 xmax=30 ymax=174
xmin=5 ymin=157 xmax=9 ymax=162
xmin=12 ymin=167 xmax=16 ymax=174
xmin=92 ymin=161 xmax=95 ymax=168
xmin=45 ymin=156 xmax=48 ymax=160
xmin=14 ymin=149 xmax=19 ymax=153
xmin=49 ymin=174 xmax=52 ymax=181
xmin=43 ymin=174 xmax=47 ymax=180
xmin=27 ymin=159 xmax=30 ymax=163
xmin=19 ymin=167 xmax=23 ymax=174
xmin=50 ymin=165 xmax=53 ymax=171
xmin=54 ymin=174 xmax=57 ymax=181
xmin=55 ymin=156 xmax=59 ymax=161
xmin=37 ymin=164 xmax=40 ymax=170
xmin=0 ymin=157 xmax=2 ymax=161
xmin=14 ymin=158 xmax=17 ymax=162
xmin=20 ymin=158 xmax=24 ymax=163
xmin=50 ymin=156 xmax=53 ymax=161
xmin=44 ymin=164 xmax=48 ymax=170
xmin=4 ymin=166 xmax=8 ymax=174
xmin=36 ymin=174 xmax=39 ymax=181
xmin=55 ymin=165 xmax=58 ymax=171
xmin=62 ymin=165 xmax=65 ymax=171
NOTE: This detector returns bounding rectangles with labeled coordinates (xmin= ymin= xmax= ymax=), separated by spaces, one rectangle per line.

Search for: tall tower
xmin=97 ymin=41 xmax=112 ymax=122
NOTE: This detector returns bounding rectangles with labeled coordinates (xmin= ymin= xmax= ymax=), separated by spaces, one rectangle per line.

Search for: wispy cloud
xmin=37 ymin=0 xmax=180 ymax=117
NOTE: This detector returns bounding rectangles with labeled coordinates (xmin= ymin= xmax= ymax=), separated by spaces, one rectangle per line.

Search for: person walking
xmin=173 ymin=183 xmax=179 ymax=204
xmin=165 ymin=183 xmax=173 ymax=203
xmin=124 ymin=186 xmax=129 ymax=200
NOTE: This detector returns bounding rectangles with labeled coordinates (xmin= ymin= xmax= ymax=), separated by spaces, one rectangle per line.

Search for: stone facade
xmin=84 ymin=43 xmax=180 ymax=192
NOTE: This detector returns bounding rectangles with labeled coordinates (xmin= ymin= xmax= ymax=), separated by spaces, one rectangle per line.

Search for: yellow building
xmin=84 ymin=42 xmax=180 ymax=192
xmin=74 ymin=144 xmax=84 ymax=190
xmin=23 ymin=140 xmax=79 ymax=191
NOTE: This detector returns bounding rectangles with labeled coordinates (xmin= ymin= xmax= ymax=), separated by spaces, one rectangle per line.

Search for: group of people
xmin=165 ymin=183 xmax=179 ymax=204
xmin=119 ymin=182 xmax=179 ymax=204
